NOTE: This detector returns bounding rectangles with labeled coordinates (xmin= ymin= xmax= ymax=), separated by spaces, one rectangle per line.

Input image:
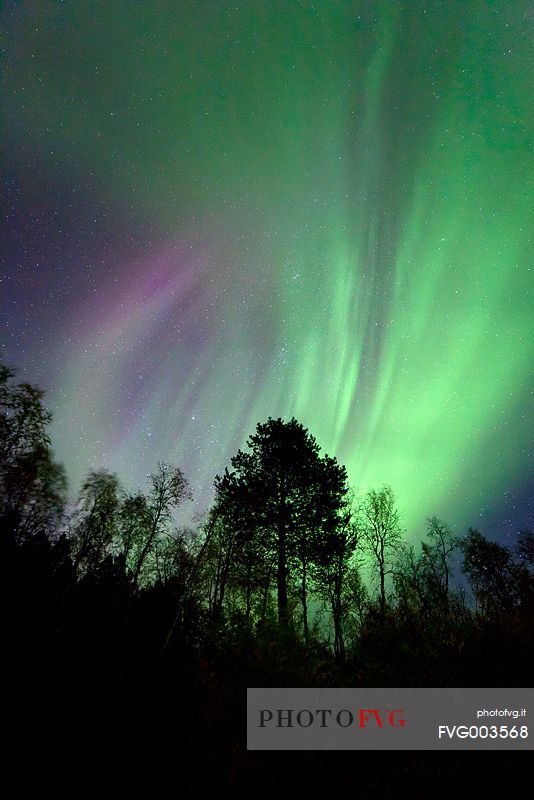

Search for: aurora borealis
xmin=2 ymin=1 xmax=533 ymax=538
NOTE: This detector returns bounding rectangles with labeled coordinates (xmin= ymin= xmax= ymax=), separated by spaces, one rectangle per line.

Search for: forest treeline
xmin=2 ymin=362 xmax=533 ymax=794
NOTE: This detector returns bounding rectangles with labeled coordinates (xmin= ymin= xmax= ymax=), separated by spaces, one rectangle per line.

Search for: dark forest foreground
xmin=1 ymin=363 xmax=533 ymax=795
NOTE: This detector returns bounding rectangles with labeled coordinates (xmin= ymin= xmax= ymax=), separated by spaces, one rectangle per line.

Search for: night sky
xmin=2 ymin=1 xmax=533 ymax=540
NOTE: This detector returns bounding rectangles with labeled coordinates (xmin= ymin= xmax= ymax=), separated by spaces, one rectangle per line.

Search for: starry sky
xmin=2 ymin=0 xmax=533 ymax=540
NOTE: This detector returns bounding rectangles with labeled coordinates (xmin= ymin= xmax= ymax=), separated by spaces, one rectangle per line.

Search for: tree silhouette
xmin=517 ymin=529 xmax=534 ymax=569
xmin=0 ymin=364 xmax=66 ymax=540
xmin=71 ymin=469 xmax=121 ymax=577
xmin=461 ymin=528 xmax=526 ymax=616
xmin=214 ymin=417 xmax=348 ymax=628
xmin=130 ymin=462 xmax=192 ymax=591
xmin=420 ymin=516 xmax=459 ymax=610
xmin=359 ymin=486 xmax=402 ymax=613
xmin=208 ymin=473 xmax=273 ymax=628
xmin=313 ymin=494 xmax=361 ymax=660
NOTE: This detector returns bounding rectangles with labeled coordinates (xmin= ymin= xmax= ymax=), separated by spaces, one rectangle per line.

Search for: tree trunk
xmin=332 ymin=570 xmax=345 ymax=662
xmin=333 ymin=609 xmax=344 ymax=662
xmin=277 ymin=521 xmax=288 ymax=626
xmin=379 ymin=565 xmax=386 ymax=613
xmin=245 ymin=560 xmax=252 ymax=627
xmin=301 ymin=561 xmax=308 ymax=643
xmin=259 ymin=569 xmax=271 ymax=625
xmin=379 ymin=539 xmax=386 ymax=613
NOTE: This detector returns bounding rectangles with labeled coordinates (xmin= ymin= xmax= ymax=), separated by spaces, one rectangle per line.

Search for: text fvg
xmin=259 ymin=708 xmax=406 ymax=728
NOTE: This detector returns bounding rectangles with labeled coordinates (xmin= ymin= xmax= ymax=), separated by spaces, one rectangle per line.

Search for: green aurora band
xmin=3 ymin=1 xmax=533 ymax=536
